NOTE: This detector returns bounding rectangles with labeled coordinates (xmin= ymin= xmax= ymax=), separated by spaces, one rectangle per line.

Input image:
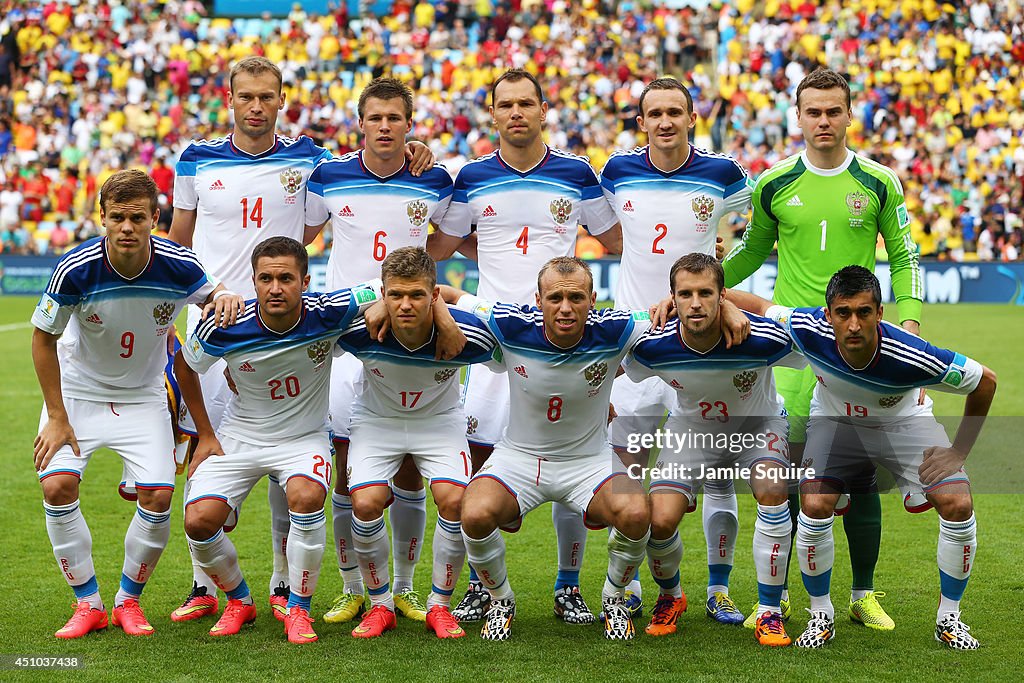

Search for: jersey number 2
xmin=652 ymin=223 xmax=667 ymax=254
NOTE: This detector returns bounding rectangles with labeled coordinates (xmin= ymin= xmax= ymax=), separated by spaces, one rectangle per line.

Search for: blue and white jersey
xmin=440 ymin=147 xmax=618 ymax=303
xmin=624 ymin=313 xmax=805 ymax=419
xmin=601 ymin=145 xmax=752 ymax=310
xmin=305 ymin=151 xmax=454 ymax=289
xmin=32 ymin=236 xmax=217 ymax=404
xmin=781 ymin=307 xmax=984 ymax=419
xmin=174 ymin=134 xmax=332 ymax=297
xmin=336 ymin=306 xmax=501 ymax=417
xmin=459 ymin=296 xmax=649 ymax=458
xmin=183 ymin=281 xmax=382 ymax=446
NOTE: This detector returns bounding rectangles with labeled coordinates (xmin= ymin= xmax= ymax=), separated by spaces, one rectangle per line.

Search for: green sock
xmin=843 ymin=493 xmax=882 ymax=591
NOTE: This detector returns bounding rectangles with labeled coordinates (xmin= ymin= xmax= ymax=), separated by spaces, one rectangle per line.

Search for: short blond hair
xmin=230 ymin=56 xmax=282 ymax=93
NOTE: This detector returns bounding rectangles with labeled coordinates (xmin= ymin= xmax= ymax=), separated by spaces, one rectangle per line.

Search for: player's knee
xmin=800 ymin=494 xmax=835 ymax=520
xmin=287 ymin=479 xmax=327 ymax=514
xmin=184 ymin=508 xmax=220 ymax=541
xmin=933 ymin=494 xmax=973 ymax=522
xmin=460 ymin=504 xmax=497 ymax=538
xmin=350 ymin=493 xmax=384 ymax=521
xmin=41 ymin=475 xmax=79 ymax=506
xmin=137 ymin=488 xmax=173 ymax=513
xmin=615 ymin=499 xmax=652 ymax=538
xmin=434 ymin=491 xmax=462 ymax=522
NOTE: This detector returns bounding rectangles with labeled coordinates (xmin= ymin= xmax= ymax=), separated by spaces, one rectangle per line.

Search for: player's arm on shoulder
xmin=723 ymin=288 xmax=774 ymax=317
xmin=173 ymin=347 xmax=224 ymax=477
xmin=433 ymin=295 xmax=466 ymax=360
xmin=921 ymin=361 xmax=996 ymax=486
xmin=200 ymin=284 xmax=245 ymax=328
xmin=405 ymin=140 xmax=435 ymax=176
xmin=719 ymin=299 xmax=750 ymax=348
xmin=31 ymin=327 xmax=79 ymax=471
xmin=167 ymin=207 xmax=198 ymax=248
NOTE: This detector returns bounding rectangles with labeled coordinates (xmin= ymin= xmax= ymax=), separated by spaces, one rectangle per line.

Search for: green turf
xmin=1 ymin=297 xmax=1020 ymax=681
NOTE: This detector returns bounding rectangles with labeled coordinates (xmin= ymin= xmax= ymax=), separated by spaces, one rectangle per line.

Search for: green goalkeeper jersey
xmin=723 ymin=150 xmax=923 ymax=323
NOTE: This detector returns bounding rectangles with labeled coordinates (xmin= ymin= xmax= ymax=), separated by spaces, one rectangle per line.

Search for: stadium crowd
xmin=0 ymin=0 xmax=1021 ymax=262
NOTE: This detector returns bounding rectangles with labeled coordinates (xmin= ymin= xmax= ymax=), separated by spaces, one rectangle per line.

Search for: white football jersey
xmin=183 ymin=283 xmax=382 ymax=446
xmin=305 ymin=151 xmax=454 ymax=289
xmin=623 ymin=313 xmax=805 ymax=420
xmin=32 ymin=236 xmax=217 ymax=403
xmin=460 ymin=296 xmax=649 ymax=458
xmin=780 ymin=307 xmax=984 ymax=420
xmin=174 ymin=134 xmax=332 ymax=297
xmin=440 ymin=147 xmax=618 ymax=303
xmin=335 ymin=306 xmax=501 ymax=417
xmin=601 ymin=146 xmax=752 ymax=309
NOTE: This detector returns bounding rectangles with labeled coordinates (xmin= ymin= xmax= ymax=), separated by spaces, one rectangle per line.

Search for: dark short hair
xmin=381 ymin=246 xmax=436 ymax=288
xmin=491 ymin=68 xmax=543 ymax=106
xmin=669 ymin=252 xmax=724 ymax=292
xmin=825 ymin=265 xmax=882 ymax=308
xmin=638 ymin=77 xmax=693 ymax=118
xmin=537 ymin=256 xmax=593 ymax=295
xmin=99 ymin=169 xmax=159 ymax=213
xmin=358 ymin=77 xmax=414 ymax=120
xmin=251 ymin=236 xmax=308 ymax=277
xmin=796 ymin=68 xmax=851 ymax=112
xmin=229 ymin=55 xmax=283 ymax=93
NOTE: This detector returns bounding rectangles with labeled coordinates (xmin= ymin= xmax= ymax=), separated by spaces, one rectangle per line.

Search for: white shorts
xmin=347 ymin=410 xmax=471 ymax=492
xmin=649 ymin=416 xmax=790 ymax=505
xmin=462 ymin=363 xmax=509 ymax=447
xmin=328 ymin=353 xmax=365 ymax=441
xmin=186 ymin=433 xmax=333 ymax=527
xmin=803 ymin=415 xmax=969 ymax=512
xmin=608 ymin=374 xmax=673 ymax=449
xmin=178 ymin=306 xmax=232 ymax=436
xmin=37 ymin=398 xmax=176 ymax=501
xmin=472 ymin=445 xmax=628 ymax=528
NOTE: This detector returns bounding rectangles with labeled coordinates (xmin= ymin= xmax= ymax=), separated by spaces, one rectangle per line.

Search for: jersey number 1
xmin=241 ymin=197 xmax=264 ymax=229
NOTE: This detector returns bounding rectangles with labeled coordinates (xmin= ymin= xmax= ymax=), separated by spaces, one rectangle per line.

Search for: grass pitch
xmin=0 ymin=297 xmax=1020 ymax=681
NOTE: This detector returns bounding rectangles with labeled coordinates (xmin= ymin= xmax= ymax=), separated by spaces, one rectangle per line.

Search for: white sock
xmin=115 ymin=504 xmax=171 ymax=607
xmin=554 ymin=502 xmax=588 ymax=575
xmin=646 ymin=531 xmax=683 ymax=598
xmin=428 ymin=516 xmax=465 ymax=609
xmin=287 ymin=509 xmax=327 ymax=606
xmin=183 ymin=479 xmax=218 ymax=595
xmin=752 ymin=502 xmax=791 ymax=612
xmin=331 ymin=491 xmax=363 ymax=594
xmin=463 ymin=527 xmax=513 ymax=601
xmin=851 ymin=588 xmax=871 ymax=601
xmin=796 ymin=511 xmax=834 ymax=620
xmin=605 ymin=527 xmax=651 ymax=600
xmin=188 ymin=530 xmax=252 ymax=604
xmin=702 ymin=481 xmax=738 ymax=599
xmin=389 ymin=485 xmax=426 ymax=594
xmin=268 ymin=478 xmax=290 ymax=594
xmin=44 ymin=499 xmax=102 ymax=609
xmin=937 ymin=514 xmax=976 ymax=620
xmin=352 ymin=514 xmax=393 ymax=610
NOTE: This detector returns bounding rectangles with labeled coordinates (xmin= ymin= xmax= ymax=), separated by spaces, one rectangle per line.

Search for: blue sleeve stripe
xmin=724 ymin=177 xmax=748 ymax=198
xmin=175 ymin=161 xmax=196 ymax=177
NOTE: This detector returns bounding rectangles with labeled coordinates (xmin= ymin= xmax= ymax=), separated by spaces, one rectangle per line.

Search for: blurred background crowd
xmin=0 ymin=0 xmax=1021 ymax=262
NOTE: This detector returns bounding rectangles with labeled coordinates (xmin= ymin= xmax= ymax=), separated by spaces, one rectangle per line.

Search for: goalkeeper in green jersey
xmin=723 ymin=68 xmax=923 ymax=632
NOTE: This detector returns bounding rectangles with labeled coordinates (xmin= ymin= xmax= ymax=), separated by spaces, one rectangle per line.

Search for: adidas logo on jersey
xmin=670 ymin=379 xmax=683 ymax=389
xmin=482 ymin=205 xmax=497 ymax=217
xmin=85 ymin=313 xmax=103 ymax=324
xmin=371 ymin=368 xmax=384 ymax=378
xmin=238 ymin=361 xmax=256 ymax=373
xmin=209 ymin=180 xmax=225 ymax=191
xmin=786 ymin=195 xmax=803 ymax=207
xmin=338 ymin=205 xmax=354 ymax=217
xmin=514 ymin=365 xmax=528 ymax=378
xmin=622 ymin=200 xmax=634 ymax=212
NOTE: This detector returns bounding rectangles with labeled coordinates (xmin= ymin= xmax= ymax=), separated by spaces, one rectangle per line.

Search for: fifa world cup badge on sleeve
xmin=37 ymin=294 xmax=59 ymax=322
xmin=941 ymin=353 xmax=968 ymax=389
xmin=186 ymin=335 xmax=205 ymax=364
xmin=354 ymin=287 xmax=378 ymax=305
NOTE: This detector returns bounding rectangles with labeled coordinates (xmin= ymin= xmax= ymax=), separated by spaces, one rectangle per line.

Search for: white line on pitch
xmin=0 ymin=322 xmax=32 ymax=332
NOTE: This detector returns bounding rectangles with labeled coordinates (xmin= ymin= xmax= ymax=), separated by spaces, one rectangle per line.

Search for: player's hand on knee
xmin=720 ymin=299 xmax=750 ymax=348
xmin=34 ymin=416 xmax=80 ymax=472
xmin=650 ymin=296 xmax=675 ymax=330
xmin=405 ymin=140 xmax=435 ymax=176
xmin=365 ymin=300 xmax=390 ymax=342
xmin=919 ymin=445 xmax=966 ymax=486
xmin=188 ymin=436 xmax=225 ymax=478
xmin=202 ymin=291 xmax=245 ymax=328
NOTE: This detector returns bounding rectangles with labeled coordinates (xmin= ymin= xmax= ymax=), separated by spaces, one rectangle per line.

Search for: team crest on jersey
xmin=584 ymin=361 xmax=608 ymax=387
xmin=549 ymin=198 xmax=573 ymax=225
xmin=846 ymin=191 xmax=868 ymax=217
xmin=153 ymin=302 xmax=175 ymax=326
xmin=435 ymin=368 xmax=458 ymax=384
xmin=732 ymin=370 xmax=757 ymax=397
xmin=280 ymin=169 xmax=303 ymax=195
xmin=307 ymin=340 xmax=331 ymax=369
xmin=407 ymin=200 xmax=429 ymax=227
xmin=466 ymin=415 xmax=479 ymax=435
xmin=878 ymin=394 xmax=904 ymax=408
xmin=691 ymin=195 xmax=715 ymax=223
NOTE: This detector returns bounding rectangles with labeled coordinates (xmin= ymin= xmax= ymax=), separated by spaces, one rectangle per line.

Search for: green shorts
xmin=773 ymin=365 xmax=816 ymax=444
